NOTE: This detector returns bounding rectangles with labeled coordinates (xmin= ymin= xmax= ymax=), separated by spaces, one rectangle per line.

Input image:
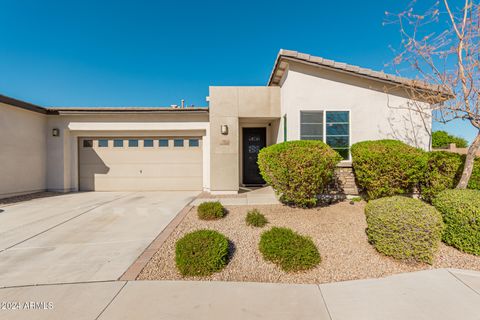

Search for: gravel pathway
xmin=138 ymin=201 xmax=480 ymax=284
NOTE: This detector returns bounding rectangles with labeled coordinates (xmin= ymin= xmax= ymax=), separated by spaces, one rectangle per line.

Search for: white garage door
xmin=78 ymin=137 xmax=203 ymax=191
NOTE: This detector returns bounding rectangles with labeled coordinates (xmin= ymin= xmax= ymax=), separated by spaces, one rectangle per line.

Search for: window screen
xmin=143 ymin=139 xmax=154 ymax=147
xmin=300 ymin=111 xmax=323 ymax=140
xmin=159 ymin=139 xmax=169 ymax=147
xmin=98 ymin=139 xmax=108 ymax=147
xmin=174 ymin=139 xmax=184 ymax=147
xmin=113 ymin=139 xmax=124 ymax=147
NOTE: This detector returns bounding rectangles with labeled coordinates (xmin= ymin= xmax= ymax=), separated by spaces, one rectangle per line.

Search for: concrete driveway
xmin=0 ymin=191 xmax=197 ymax=287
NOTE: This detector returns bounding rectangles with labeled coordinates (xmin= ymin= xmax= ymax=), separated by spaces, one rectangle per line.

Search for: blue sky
xmin=0 ymin=0 xmax=476 ymax=143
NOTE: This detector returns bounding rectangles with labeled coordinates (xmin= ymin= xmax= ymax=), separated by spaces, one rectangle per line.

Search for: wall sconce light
xmin=221 ymin=125 xmax=228 ymax=135
xmin=52 ymin=128 xmax=60 ymax=137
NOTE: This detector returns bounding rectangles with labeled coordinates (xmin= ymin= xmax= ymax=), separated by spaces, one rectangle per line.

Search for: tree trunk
xmin=457 ymin=131 xmax=480 ymax=189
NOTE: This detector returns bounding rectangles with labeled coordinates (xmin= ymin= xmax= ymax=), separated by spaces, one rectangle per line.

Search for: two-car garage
xmin=78 ymin=136 xmax=203 ymax=191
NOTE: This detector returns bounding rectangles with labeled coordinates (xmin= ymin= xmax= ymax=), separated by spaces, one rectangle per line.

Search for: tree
xmin=432 ymin=130 xmax=468 ymax=148
xmin=386 ymin=0 xmax=480 ymax=189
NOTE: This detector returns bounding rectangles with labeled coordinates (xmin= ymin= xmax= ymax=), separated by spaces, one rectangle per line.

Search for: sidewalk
xmin=1 ymin=268 xmax=479 ymax=319
xmin=191 ymin=186 xmax=281 ymax=206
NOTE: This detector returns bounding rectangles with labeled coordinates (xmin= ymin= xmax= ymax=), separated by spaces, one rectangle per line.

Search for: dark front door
xmin=243 ymin=127 xmax=266 ymax=185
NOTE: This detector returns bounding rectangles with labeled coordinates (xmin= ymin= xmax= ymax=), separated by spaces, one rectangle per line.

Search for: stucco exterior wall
xmin=0 ymin=103 xmax=47 ymax=198
xmin=277 ymin=61 xmax=432 ymax=151
xmin=46 ymin=113 xmax=209 ymax=192
xmin=208 ymin=86 xmax=280 ymax=193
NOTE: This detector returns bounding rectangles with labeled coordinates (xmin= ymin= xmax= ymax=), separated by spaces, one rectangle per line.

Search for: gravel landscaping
xmin=138 ymin=201 xmax=480 ymax=284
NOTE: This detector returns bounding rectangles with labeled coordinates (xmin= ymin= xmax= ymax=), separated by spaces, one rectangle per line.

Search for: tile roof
xmin=268 ymin=49 xmax=452 ymax=99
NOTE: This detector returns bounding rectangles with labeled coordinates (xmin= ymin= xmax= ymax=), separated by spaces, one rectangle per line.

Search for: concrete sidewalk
xmin=0 ymin=268 xmax=479 ymax=319
xmin=192 ymin=186 xmax=281 ymax=206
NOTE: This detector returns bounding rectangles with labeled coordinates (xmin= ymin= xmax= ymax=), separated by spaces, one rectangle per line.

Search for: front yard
xmin=138 ymin=201 xmax=480 ymax=284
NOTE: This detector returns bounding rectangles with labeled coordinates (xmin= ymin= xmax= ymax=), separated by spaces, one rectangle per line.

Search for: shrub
xmin=365 ymin=196 xmax=444 ymax=264
xmin=259 ymin=227 xmax=321 ymax=272
xmin=245 ymin=209 xmax=268 ymax=227
xmin=257 ymin=140 xmax=342 ymax=207
xmin=197 ymin=201 xmax=225 ymax=220
xmin=432 ymin=130 xmax=468 ymax=148
xmin=175 ymin=229 xmax=229 ymax=276
xmin=432 ymin=189 xmax=480 ymax=255
xmin=468 ymin=158 xmax=480 ymax=190
xmin=351 ymin=140 xmax=426 ymax=200
xmin=419 ymin=151 xmax=465 ymax=203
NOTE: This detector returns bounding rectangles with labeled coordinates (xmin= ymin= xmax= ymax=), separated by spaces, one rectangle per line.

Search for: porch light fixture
xmin=221 ymin=124 xmax=228 ymax=135
xmin=52 ymin=128 xmax=60 ymax=137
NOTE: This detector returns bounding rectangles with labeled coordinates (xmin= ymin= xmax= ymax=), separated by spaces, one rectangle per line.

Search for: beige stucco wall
xmin=0 ymin=103 xmax=47 ymax=198
xmin=208 ymin=87 xmax=280 ymax=193
xmin=46 ymin=112 xmax=209 ymax=192
xmin=277 ymin=61 xmax=432 ymax=151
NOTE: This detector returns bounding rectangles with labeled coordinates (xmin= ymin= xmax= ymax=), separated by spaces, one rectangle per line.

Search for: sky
xmin=0 ymin=0 xmax=476 ymax=143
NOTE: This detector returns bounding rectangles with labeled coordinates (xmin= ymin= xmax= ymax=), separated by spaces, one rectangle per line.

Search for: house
xmin=0 ymin=49 xmax=447 ymax=199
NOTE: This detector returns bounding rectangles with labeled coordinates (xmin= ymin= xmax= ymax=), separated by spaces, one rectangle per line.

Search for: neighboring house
xmin=0 ymin=49 xmax=447 ymax=199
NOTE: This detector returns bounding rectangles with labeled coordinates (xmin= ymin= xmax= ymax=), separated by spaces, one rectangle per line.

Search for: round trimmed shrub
xmin=365 ymin=196 xmax=444 ymax=264
xmin=259 ymin=227 xmax=321 ymax=272
xmin=175 ymin=229 xmax=229 ymax=276
xmin=245 ymin=209 xmax=268 ymax=227
xmin=351 ymin=140 xmax=426 ymax=200
xmin=257 ymin=140 xmax=342 ymax=207
xmin=468 ymin=157 xmax=480 ymax=190
xmin=197 ymin=201 xmax=225 ymax=220
xmin=419 ymin=152 xmax=465 ymax=203
xmin=432 ymin=189 xmax=480 ymax=255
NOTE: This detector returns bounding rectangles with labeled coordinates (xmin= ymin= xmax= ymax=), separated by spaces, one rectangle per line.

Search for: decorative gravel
xmin=138 ymin=201 xmax=480 ymax=284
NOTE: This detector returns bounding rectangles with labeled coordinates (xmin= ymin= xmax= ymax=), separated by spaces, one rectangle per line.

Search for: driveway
xmin=0 ymin=191 xmax=197 ymax=287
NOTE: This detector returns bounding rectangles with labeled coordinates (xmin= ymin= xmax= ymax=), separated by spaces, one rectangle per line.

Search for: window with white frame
xmin=300 ymin=110 xmax=350 ymax=160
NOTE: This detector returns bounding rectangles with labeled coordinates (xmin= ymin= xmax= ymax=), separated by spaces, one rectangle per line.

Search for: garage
xmin=78 ymin=137 xmax=203 ymax=191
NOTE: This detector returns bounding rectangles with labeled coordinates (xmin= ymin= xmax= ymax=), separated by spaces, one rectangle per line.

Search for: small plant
xmin=365 ymin=196 xmax=444 ymax=264
xmin=258 ymin=140 xmax=341 ymax=207
xmin=349 ymin=196 xmax=363 ymax=204
xmin=433 ymin=189 xmax=480 ymax=255
xmin=245 ymin=209 xmax=268 ymax=227
xmin=259 ymin=227 xmax=321 ymax=272
xmin=175 ymin=229 xmax=229 ymax=276
xmin=197 ymin=201 xmax=225 ymax=220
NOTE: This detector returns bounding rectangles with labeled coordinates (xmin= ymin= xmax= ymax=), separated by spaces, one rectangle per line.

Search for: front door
xmin=243 ymin=128 xmax=266 ymax=185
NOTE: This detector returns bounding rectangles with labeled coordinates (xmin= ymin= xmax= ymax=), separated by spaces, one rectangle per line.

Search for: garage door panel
xmin=79 ymin=137 xmax=203 ymax=191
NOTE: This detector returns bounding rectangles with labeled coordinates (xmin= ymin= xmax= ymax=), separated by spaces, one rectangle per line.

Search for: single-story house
xmin=0 ymin=49 xmax=448 ymax=199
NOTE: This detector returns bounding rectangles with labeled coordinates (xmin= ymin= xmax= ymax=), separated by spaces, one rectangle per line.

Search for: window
xmin=159 ymin=139 xmax=169 ymax=147
xmin=283 ymin=114 xmax=287 ymax=142
xmin=113 ymin=139 xmax=124 ymax=147
xmin=98 ymin=139 xmax=108 ymax=147
xmin=143 ymin=139 xmax=154 ymax=147
xmin=300 ymin=110 xmax=350 ymax=160
xmin=189 ymin=139 xmax=199 ymax=147
xmin=300 ymin=111 xmax=323 ymax=140
xmin=326 ymin=111 xmax=349 ymax=160
xmin=83 ymin=139 xmax=93 ymax=148
xmin=128 ymin=139 xmax=139 ymax=147
xmin=174 ymin=139 xmax=184 ymax=147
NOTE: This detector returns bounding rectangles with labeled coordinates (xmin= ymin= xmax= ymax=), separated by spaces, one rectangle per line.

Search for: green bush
xmin=197 ymin=201 xmax=225 ymax=220
xmin=245 ymin=209 xmax=268 ymax=227
xmin=351 ymin=140 xmax=426 ymax=200
xmin=175 ymin=230 xmax=229 ymax=276
xmin=468 ymin=158 xmax=480 ymax=190
xmin=419 ymin=152 xmax=465 ymax=203
xmin=257 ymin=140 xmax=342 ymax=207
xmin=432 ymin=130 xmax=468 ymax=148
xmin=365 ymin=196 xmax=444 ymax=264
xmin=259 ymin=227 xmax=321 ymax=272
xmin=432 ymin=189 xmax=480 ymax=255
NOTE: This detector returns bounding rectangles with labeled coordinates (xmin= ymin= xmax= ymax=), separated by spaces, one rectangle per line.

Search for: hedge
xmin=259 ymin=227 xmax=321 ymax=272
xmin=432 ymin=189 xmax=480 ymax=255
xmin=258 ymin=140 xmax=341 ymax=207
xmin=432 ymin=130 xmax=468 ymax=148
xmin=351 ymin=140 xmax=426 ymax=200
xmin=419 ymin=151 xmax=465 ymax=203
xmin=175 ymin=230 xmax=229 ymax=276
xmin=365 ymin=196 xmax=444 ymax=264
